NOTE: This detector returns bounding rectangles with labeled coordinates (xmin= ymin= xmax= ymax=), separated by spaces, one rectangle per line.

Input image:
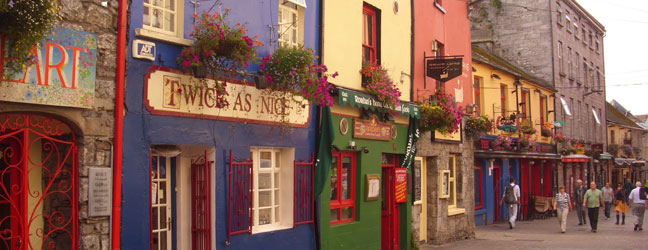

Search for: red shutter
xmin=294 ymin=153 xmax=315 ymax=226
xmin=227 ymin=150 xmax=253 ymax=244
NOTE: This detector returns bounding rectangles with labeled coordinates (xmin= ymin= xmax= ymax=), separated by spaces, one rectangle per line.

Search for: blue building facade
xmin=121 ymin=1 xmax=320 ymax=249
xmin=474 ymin=157 xmax=520 ymax=226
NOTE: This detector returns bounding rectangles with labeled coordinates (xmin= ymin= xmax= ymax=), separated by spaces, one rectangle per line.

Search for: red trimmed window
xmin=521 ymin=89 xmax=530 ymax=119
xmin=474 ymin=164 xmax=484 ymax=210
xmin=540 ymin=95 xmax=547 ymax=126
xmin=500 ymin=84 xmax=507 ymax=115
xmin=330 ymin=151 xmax=357 ymax=225
xmin=362 ymin=5 xmax=377 ymax=63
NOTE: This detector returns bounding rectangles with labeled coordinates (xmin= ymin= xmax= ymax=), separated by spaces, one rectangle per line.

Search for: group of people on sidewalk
xmin=501 ymin=177 xmax=648 ymax=233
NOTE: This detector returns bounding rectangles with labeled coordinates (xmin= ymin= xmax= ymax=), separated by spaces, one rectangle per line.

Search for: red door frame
xmin=493 ymin=163 xmax=501 ymax=222
xmin=520 ymin=160 xmax=529 ymax=219
xmin=381 ymin=155 xmax=400 ymax=250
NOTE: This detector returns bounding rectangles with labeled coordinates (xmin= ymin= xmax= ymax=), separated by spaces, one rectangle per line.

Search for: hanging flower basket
xmin=359 ymin=61 xmax=401 ymax=109
xmin=177 ymin=9 xmax=262 ymax=78
xmin=0 ymin=0 xmax=61 ymax=76
xmin=464 ymin=115 xmax=493 ymax=138
xmin=418 ymin=88 xmax=463 ymax=134
xmin=541 ymin=128 xmax=551 ymax=137
xmin=258 ymin=46 xmax=337 ymax=107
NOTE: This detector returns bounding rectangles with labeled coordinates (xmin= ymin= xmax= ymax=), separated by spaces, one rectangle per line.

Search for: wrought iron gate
xmin=191 ymin=152 xmax=212 ymax=250
xmin=0 ymin=113 xmax=78 ymax=250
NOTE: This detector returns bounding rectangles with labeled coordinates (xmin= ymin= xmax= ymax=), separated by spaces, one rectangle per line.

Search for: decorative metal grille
xmin=227 ymin=150 xmax=252 ymax=244
xmin=293 ymin=153 xmax=314 ymax=226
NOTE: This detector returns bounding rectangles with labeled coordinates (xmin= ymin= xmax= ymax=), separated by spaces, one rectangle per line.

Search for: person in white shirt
xmin=500 ymin=177 xmax=520 ymax=229
xmin=628 ymin=181 xmax=646 ymax=231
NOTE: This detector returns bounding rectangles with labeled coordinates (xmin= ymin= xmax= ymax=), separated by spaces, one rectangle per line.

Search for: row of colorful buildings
xmin=2 ymin=0 xmax=647 ymax=250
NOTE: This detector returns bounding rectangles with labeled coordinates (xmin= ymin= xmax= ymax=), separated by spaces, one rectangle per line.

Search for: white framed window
xmin=251 ymin=147 xmax=294 ymax=233
xmin=448 ymin=155 xmax=457 ymax=209
xmin=137 ymin=0 xmax=192 ymax=46
xmin=278 ymin=1 xmax=306 ymax=47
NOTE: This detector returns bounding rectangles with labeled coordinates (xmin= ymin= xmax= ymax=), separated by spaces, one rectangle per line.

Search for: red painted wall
xmin=413 ymin=0 xmax=473 ymax=107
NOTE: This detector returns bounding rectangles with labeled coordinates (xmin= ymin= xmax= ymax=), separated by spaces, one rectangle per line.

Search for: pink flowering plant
xmin=177 ymin=10 xmax=263 ymax=77
xmin=464 ymin=115 xmax=494 ymax=138
xmin=360 ymin=61 xmax=402 ymax=109
xmin=491 ymin=135 xmax=513 ymax=151
xmin=259 ymin=46 xmax=337 ymax=107
xmin=418 ymin=88 xmax=464 ymax=134
xmin=0 ymin=0 xmax=61 ymax=76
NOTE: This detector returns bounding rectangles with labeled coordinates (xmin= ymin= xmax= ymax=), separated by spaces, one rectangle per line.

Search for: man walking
xmin=500 ymin=177 xmax=520 ymax=229
xmin=574 ymin=180 xmax=587 ymax=225
xmin=602 ymin=182 xmax=614 ymax=219
xmin=583 ymin=181 xmax=605 ymax=233
xmin=628 ymin=181 xmax=646 ymax=231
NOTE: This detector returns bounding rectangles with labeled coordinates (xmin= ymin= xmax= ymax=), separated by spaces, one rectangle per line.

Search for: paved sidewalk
xmin=421 ymin=210 xmax=647 ymax=250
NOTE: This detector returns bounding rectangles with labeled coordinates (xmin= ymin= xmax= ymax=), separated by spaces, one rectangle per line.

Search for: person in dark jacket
xmin=574 ymin=179 xmax=587 ymax=225
xmin=614 ymin=183 xmax=629 ymax=225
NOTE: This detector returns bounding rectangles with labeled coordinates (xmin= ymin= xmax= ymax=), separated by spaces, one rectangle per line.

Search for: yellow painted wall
xmin=323 ymin=0 xmax=411 ymax=102
xmin=472 ymin=61 xmax=556 ymax=143
xmin=608 ymin=125 xmax=630 ymax=145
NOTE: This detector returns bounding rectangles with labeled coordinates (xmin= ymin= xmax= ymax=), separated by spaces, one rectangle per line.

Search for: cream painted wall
xmin=323 ymin=0 xmax=412 ymax=101
xmin=472 ymin=61 xmax=556 ymax=143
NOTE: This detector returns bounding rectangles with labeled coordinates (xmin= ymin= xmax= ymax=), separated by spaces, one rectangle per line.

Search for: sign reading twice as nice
xmin=145 ymin=67 xmax=310 ymax=127
xmin=353 ymin=117 xmax=392 ymax=141
xmin=0 ymin=27 xmax=97 ymax=108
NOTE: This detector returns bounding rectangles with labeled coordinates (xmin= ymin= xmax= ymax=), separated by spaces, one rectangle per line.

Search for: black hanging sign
xmin=425 ymin=56 xmax=463 ymax=82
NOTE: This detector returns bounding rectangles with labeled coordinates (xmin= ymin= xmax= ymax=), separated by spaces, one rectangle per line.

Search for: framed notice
xmin=412 ymin=158 xmax=422 ymax=204
xmin=439 ymin=170 xmax=450 ymax=199
xmin=366 ymin=174 xmax=381 ymax=201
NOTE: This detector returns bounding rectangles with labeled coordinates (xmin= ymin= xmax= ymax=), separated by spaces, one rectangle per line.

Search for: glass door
xmin=151 ymin=156 xmax=172 ymax=250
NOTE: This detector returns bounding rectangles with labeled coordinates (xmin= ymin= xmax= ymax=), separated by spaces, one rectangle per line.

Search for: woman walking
xmin=615 ymin=183 xmax=630 ymax=225
xmin=554 ymin=186 xmax=572 ymax=233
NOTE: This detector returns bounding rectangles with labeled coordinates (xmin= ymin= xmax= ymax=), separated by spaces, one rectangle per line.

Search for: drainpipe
xmin=112 ymin=0 xmax=127 ymax=248
xmin=314 ymin=0 xmax=324 ymax=249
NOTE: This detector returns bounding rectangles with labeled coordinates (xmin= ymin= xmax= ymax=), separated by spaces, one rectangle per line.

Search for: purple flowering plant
xmin=360 ymin=61 xmax=402 ymax=109
xmin=418 ymin=88 xmax=463 ymax=134
xmin=259 ymin=46 xmax=337 ymax=107
xmin=0 ymin=0 xmax=61 ymax=77
xmin=177 ymin=10 xmax=263 ymax=77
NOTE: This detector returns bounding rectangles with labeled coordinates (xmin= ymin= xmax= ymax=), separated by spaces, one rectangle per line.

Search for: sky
xmin=576 ymin=0 xmax=648 ymax=116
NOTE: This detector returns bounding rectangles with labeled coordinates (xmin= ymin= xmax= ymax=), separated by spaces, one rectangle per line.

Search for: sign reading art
xmin=353 ymin=117 xmax=392 ymax=141
xmin=145 ymin=67 xmax=310 ymax=127
xmin=395 ymin=168 xmax=408 ymax=203
xmin=0 ymin=27 xmax=98 ymax=108
xmin=425 ymin=56 xmax=463 ymax=82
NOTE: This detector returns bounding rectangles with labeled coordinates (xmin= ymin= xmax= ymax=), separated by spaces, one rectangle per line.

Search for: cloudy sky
xmin=576 ymin=0 xmax=648 ymax=116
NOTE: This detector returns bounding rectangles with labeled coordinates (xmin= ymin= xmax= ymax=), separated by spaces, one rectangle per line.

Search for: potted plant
xmin=541 ymin=128 xmax=551 ymax=137
xmin=0 ymin=0 xmax=60 ymax=77
xmin=519 ymin=119 xmax=536 ymax=135
xmin=551 ymin=131 xmax=566 ymax=143
xmin=258 ymin=46 xmax=337 ymax=107
xmin=418 ymin=88 xmax=463 ymax=134
xmin=464 ymin=115 xmax=493 ymax=138
xmin=559 ymin=143 xmax=575 ymax=156
xmin=177 ymin=9 xmax=262 ymax=78
xmin=608 ymin=143 xmax=619 ymax=157
xmin=490 ymin=135 xmax=513 ymax=151
xmin=359 ymin=61 xmax=402 ymax=109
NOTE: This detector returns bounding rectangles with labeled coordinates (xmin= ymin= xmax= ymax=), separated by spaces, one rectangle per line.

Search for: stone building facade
xmin=471 ymin=0 xmax=607 ymax=193
xmin=0 ymin=1 xmax=119 ymax=249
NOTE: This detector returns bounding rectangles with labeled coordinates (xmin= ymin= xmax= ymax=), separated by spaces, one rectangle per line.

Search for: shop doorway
xmin=0 ymin=113 xmax=78 ymax=250
xmin=493 ymin=163 xmax=501 ymax=222
xmin=150 ymin=145 xmax=215 ymax=250
xmin=381 ymin=154 xmax=400 ymax=250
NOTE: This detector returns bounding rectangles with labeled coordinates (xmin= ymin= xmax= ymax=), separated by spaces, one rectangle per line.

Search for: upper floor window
xmin=330 ymin=151 xmax=357 ymax=225
xmin=557 ymin=41 xmax=564 ymax=75
xmin=143 ymin=0 xmax=178 ymax=35
xmin=278 ymin=1 xmax=306 ymax=47
xmin=596 ymin=68 xmax=601 ymax=90
xmin=540 ymin=95 xmax=548 ymax=126
xmin=565 ymin=12 xmax=572 ymax=32
xmin=521 ymin=89 xmax=530 ymax=119
xmin=362 ymin=5 xmax=378 ymax=63
xmin=589 ymin=31 xmax=594 ymax=48
xmin=581 ymin=28 xmax=587 ymax=43
xmin=575 ymin=53 xmax=580 ymax=83
xmin=556 ymin=8 xmax=563 ymax=26
xmin=582 ymin=59 xmax=588 ymax=86
xmin=474 ymin=76 xmax=482 ymax=115
xmin=610 ymin=130 xmax=615 ymax=144
xmin=500 ymin=84 xmax=508 ymax=116
xmin=567 ymin=47 xmax=572 ymax=79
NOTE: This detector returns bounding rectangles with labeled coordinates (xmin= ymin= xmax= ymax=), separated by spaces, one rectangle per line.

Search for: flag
xmin=401 ymin=117 xmax=420 ymax=169
xmin=315 ymin=106 xmax=335 ymax=196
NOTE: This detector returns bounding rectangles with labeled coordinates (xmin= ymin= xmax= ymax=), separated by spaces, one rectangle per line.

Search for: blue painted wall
xmin=475 ymin=157 xmax=521 ymax=226
xmin=122 ymin=1 xmax=321 ymax=249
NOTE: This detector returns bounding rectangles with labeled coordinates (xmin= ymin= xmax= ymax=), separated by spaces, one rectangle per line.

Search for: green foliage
xmin=465 ymin=115 xmax=494 ymax=138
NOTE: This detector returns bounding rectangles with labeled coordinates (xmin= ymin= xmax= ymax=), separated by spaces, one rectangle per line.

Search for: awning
xmin=599 ymin=152 xmax=613 ymax=160
xmin=561 ymin=154 xmax=590 ymax=163
xmin=633 ymin=160 xmax=646 ymax=165
xmin=338 ymin=88 xmax=421 ymax=118
xmin=285 ymin=0 xmax=307 ymax=8
xmin=615 ymin=157 xmax=636 ymax=166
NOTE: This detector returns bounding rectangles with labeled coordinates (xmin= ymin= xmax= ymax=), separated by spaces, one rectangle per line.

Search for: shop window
xmin=278 ymin=1 xmax=306 ymax=47
xmin=330 ymin=151 xmax=357 ymax=225
xmin=448 ymin=155 xmax=464 ymax=215
xmin=362 ymin=4 xmax=379 ymax=63
xmin=250 ymin=148 xmax=295 ymax=233
xmin=138 ymin=0 xmax=191 ymax=45
xmin=474 ymin=164 xmax=484 ymax=210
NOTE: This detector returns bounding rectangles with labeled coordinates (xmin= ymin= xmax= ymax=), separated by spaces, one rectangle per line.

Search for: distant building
xmin=606 ymin=101 xmax=648 ymax=185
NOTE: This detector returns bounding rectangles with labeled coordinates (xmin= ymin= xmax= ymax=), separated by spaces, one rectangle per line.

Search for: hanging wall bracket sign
xmin=425 ymin=55 xmax=463 ymax=82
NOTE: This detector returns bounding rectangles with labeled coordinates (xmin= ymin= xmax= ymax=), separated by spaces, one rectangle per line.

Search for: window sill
xmin=448 ymin=208 xmax=465 ymax=216
xmin=251 ymin=224 xmax=293 ymax=235
xmin=136 ymin=28 xmax=194 ymax=46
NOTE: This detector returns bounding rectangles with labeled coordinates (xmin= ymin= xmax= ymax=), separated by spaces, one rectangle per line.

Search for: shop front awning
xmin=338 ymin=87 xmax=421 ymax=118
xmin=614 ymin=157 xmax=636 ymax=166
xmin=633 ymin=160 xmax=646 ymax=165
xmin=599 ymin=152 xmax=613 ymax=160
xmin=561 ymin=154 xmax=590 ymax=163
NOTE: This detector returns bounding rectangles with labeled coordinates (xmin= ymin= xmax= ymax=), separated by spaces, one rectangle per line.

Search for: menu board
xmin=413 ymin=159 xmax=422 ymax=203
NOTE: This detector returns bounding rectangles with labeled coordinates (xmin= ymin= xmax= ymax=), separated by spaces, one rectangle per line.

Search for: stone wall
xmin=412 ymin=132 xmax=476 ymax=245
xmin=0 ymin=1 xmax=119 ymax=249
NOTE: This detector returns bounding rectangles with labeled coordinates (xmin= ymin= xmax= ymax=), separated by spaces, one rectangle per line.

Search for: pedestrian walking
xmin=628 ymin=181 xmax=646 ymax=231
xmin=624 ymin=179 xmax=634 ymax=203
xmin=573 ymin=179 xmax=587 ymax=225
xmin=614 ymin=183 xmax=629 ymax=225
xmin=553 ymin=185 xmax=572 ymax=233
xmin=602 ymin=182 xmax=614 ymax=219
xmin=583 ymin=181 xmax=605 ymax=233
xmin=500 ymin=177 xmax=520 ymax=229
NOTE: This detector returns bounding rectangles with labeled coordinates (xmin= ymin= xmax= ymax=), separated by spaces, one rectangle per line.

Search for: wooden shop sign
xmin=353 ymin=117 xmax=392 ymax=141
xmin=425 ymin=56 xmax=463 ymax=82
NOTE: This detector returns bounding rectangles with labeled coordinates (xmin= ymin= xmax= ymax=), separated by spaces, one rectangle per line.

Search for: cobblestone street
xmin=422 ymin=211 xmax=648 ymax=250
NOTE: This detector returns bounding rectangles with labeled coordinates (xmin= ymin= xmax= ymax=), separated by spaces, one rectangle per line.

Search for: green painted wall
xmin=320 ymin=114 xmax=412 ymax=250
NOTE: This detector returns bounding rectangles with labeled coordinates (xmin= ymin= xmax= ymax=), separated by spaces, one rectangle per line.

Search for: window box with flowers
xmin=464 ymin=115 xmax=493 ymax=139
xmin=257 ymin=46 xmax=337 ymax=107
xmin=519 ymin=119 xmax=536 ymax=135
xmin=177 ymin=10 xmax=262 ymax=79
xmin=490 ymin=135 xmax=513 ymax=151
xmin=418 ymin=88 xmax=463 ymax=135
xmin=359 ymin=62 xmax=402 ymax=110
xmin=552 ymin=132 xmax=566 ymax=144
xmin=541 ymin=128 xmax=552 ymax=137
xmin=608 ymin=143 xmax=619 ymax=157
xmin=0 ymin=0 xmax=60 ymax=76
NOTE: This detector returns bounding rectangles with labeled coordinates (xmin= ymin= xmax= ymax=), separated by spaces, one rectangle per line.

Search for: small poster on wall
xmin=395 ymin=168 xmax=408 ymax=203
xmin=440 ymin=170 xmax=450 ymax=198
xmin=366 ymin=174 xmax=381 ymax=201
